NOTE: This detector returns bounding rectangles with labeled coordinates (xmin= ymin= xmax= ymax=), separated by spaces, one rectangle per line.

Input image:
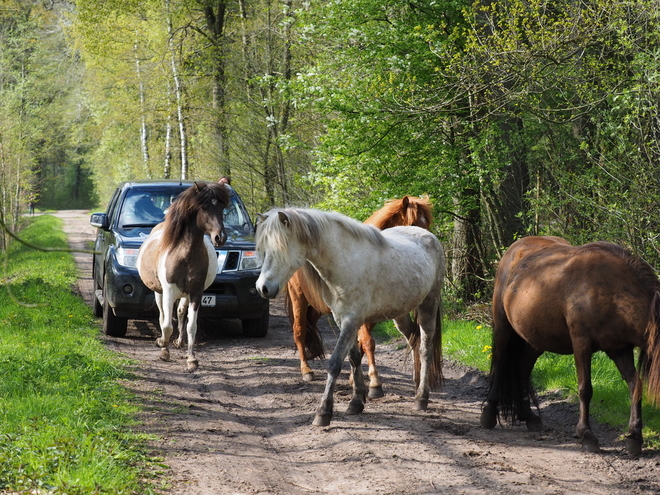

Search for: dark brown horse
xmin=481 ymin=236 xmax=660 ymax=454
xmin=284 ymin=195 xmax=433 ymax=397
xmin=137 ymin=181 xmax=230 ymax=371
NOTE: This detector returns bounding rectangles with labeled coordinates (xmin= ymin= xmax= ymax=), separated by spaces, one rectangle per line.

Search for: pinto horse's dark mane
xmin=161 ymin=181 xmax=230 ymax=250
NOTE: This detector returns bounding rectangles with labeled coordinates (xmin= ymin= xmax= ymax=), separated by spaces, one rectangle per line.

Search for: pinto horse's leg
xmin=358 ymin=323 xmax=384 ymax=398
xmin=573 ymin=343 xmax=599 ymax=453
xmin=607 ymin=347 xmax=643 ymax=455
xmin=313 ymin=320 xmax=360 ymax=427
xmin=155 ymin=291 xmax=174 ymax=362
xmin=174 ymin=297 xmax=189 ymax=349
xmin=184 ymin=298 xmax=201 ymax=372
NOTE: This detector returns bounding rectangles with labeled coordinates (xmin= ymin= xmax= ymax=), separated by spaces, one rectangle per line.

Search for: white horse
xmin=255 ymin=208 xmax=445 ymax=426
xmin=137 ymin=181 xmax=230 ymax=371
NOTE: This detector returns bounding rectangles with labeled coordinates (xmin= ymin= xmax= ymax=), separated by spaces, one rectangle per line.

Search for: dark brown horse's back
xmin=495 ymin=236 xmax=651 ymax=355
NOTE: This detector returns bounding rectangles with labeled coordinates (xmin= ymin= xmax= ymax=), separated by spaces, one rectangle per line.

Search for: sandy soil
xmin=55 ymin=209 xmax=660 ymax=494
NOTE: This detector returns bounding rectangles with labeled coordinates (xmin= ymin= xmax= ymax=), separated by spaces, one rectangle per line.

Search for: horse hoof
xmin=368 ymin=386 xmax=384 ymax=399
xmin=173 ymin=339 xmax=184 ymax=349
xmin=302 ymin=372 xmax=314 ymax=382
xmin=625 ymin=436 xmax=642 ymax=456
xmin=581 ymin=432 xmax=601 ymax=453
xmin=159 ymin=348 xmax=170 ymax=362
xmin=526 ymin=416 xmax=544 ymax=432
xmin=480 ymin=403 xmax=497 ymax=429
xmin=156 ymin=338 xmax=166 ymax=348
xmin=186 ymin=360 xmax=198 ymax=372
xmin=312 ymin=414 xmax=332 ymax=427
xmin=346 ymin=399 xmax=365 ymax=415
xmin=413 ymin=398 xmax=428 ymax=411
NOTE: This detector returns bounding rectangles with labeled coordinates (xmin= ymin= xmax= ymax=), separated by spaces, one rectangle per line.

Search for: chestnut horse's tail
xmin=409 ymin=305 xmax=444 ymax=390
xmin=643 ymin=290 xmax=660 ymax=404
xmin=485 ymin=325 xmax=540 ymax=424
xmin=283 ymin=286 xmax=326 ymax=361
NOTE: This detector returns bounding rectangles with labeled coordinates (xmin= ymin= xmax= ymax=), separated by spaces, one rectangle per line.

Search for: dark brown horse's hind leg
xmin=573 ymin=346 xmax=600 ymax=453
xmin=607 ymin=348 xmax=643 ymax=455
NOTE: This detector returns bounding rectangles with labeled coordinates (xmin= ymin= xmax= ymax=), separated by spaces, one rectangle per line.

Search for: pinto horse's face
xmin=255 ymin=211 xmax=307 ymax=300
xmin=197 ymin=195 xmax=227 ymax=247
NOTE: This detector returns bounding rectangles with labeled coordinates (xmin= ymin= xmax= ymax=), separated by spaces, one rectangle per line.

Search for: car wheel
xmin=241 ymin=306 xmax=269 ymax=338
xmin=93 ymin=279 xmax=103 ymax=318
xmin=102 ymin=276 xmax=128 ymax=337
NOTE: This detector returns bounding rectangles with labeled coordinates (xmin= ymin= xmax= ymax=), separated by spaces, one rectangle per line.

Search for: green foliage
xmin=0 ymin=215 xmax=161 ymax=494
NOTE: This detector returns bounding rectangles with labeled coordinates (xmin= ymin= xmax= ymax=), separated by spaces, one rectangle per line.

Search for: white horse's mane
xmin=256 ymin=208 xmax=386 ymax=265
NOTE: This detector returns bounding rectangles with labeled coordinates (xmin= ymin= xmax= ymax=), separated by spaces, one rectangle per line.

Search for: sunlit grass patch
xmin=0 ymin=215 xmax=163 ymax=494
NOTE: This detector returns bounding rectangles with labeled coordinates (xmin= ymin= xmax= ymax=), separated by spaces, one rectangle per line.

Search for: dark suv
xmin=90 ymin=180 xmax=269 ymax=338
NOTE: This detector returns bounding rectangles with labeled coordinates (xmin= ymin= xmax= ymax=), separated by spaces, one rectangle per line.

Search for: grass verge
xmin=374 ymin=317 xmax=660 ymax=449
xmin=0 ymin=215 xmax=163 ymax=494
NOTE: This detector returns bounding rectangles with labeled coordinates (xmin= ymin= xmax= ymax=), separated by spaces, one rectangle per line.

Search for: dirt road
xmin=56 ymin=210 xmax=660 ymax=494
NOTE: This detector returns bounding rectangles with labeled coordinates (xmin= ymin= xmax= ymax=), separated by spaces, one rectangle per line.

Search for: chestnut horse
xmin=481 ymin=236 xmax=660 ymax=454
xmin=285 ymin=195 xmax=433 ymax=398
xmin=255 ymin=208 xmax=445 ymax=426
xmin=137 ymin=181 xmax=230 ymax=371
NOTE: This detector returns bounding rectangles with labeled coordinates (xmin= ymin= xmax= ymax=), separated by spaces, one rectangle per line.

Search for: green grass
xmin=0 ymin=215 xmax=164 ymax=494
xmin=375 ymin=316 xmax=660 ymax=448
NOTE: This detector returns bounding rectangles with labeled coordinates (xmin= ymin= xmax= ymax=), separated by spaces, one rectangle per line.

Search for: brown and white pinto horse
xmin=137 ymin=181 xmax=230 ymax=371
xmin=481 ymin=236 xmax=660 ymax=454
xmin=284 ymin=195 xmax=433 ymax=397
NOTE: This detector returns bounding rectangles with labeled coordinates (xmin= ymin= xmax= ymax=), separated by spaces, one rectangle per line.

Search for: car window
xmin=119 ymin=188 xmax=181 ymax=227
xmin=106 ymin=188 xmax=122 ymax=223
xmin=224 ymin=193 xmax=253 ymax=233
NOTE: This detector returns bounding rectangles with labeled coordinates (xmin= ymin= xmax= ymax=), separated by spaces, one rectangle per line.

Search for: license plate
xmin=201 ymin=294 xmax=216 ymax=307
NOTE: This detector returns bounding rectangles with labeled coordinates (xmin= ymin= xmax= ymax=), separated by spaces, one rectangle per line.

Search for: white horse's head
xmin=255 ymin=209 xmax=311 ymax=299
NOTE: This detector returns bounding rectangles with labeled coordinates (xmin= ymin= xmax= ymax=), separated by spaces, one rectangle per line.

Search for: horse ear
xmin=402 ymin=196 xmax=409 ymax=208
xmin=193 ymin=181 xmax=201 ymax=193
xmin=278 ymin=211 xmax=290 ymax=227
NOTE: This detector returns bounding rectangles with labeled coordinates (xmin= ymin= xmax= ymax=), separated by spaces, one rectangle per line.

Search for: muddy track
xmin=56 ymin=210 xmax=660 ymax=495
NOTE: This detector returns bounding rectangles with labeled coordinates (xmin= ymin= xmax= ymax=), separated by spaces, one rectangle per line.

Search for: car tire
xmin=102 ymin=276 xmax=128 ymax=337
xmin=241 ymin=306 xmax=269 ymax=338
xmin=93 ymin=281 xmax=103 ymax=318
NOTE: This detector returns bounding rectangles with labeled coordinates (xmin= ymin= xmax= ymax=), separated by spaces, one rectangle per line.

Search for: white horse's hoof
xmin=186 ymin=359 xmax=198 ymax=372
xmin=174 ymin=339 xmax=184 ymax=349
xmin=156 ymin=338 xmax=166 ymax=347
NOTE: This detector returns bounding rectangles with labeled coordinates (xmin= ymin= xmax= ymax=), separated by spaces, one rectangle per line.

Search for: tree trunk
xmin=167 ymin=0 xmax=188 ymax=179
xmin=204 ymin=1 xmax=230 ymax=178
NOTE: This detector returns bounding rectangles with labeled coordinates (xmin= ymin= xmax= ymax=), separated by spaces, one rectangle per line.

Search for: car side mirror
xmin=90 ymin=212 xmax=110 ymax=230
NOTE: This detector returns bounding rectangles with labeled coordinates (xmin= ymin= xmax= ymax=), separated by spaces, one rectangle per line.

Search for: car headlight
xmin=239 ymin=251 xmax=262 ymax=270
xmin=116 ymin=247 xmax=139 ymax=268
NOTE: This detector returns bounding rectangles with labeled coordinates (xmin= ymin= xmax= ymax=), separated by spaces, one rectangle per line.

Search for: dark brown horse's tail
xmin=283 ymin=286 xmax=325 ymax=361
xmin=643 ymin=290 xmax=660 ymax=404
xmin=409 ymin=306 xmax=444 ymax=390
xmin=486 ymin=327 xmax=539 ymax=424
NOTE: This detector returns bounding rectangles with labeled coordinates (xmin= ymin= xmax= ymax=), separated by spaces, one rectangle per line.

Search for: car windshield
xmin=116 ymin=185 xmax=253 ymax=234
xmin=224 ymin=193 xmax=253 ymax=233
xmin=119 ymin=188 xmax=180 ymax=228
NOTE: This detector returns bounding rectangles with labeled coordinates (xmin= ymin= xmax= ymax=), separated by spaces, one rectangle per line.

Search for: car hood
xmin=114 ymin=227 xmax=256 ymax=250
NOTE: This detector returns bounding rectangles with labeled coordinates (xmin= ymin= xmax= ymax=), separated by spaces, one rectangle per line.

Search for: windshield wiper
xmin=121 ymin=223 xmax=157 ymax=228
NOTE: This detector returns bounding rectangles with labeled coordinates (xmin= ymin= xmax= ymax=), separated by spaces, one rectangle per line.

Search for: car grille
xmin=220 ymin=250 xmax=240 ymax=271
